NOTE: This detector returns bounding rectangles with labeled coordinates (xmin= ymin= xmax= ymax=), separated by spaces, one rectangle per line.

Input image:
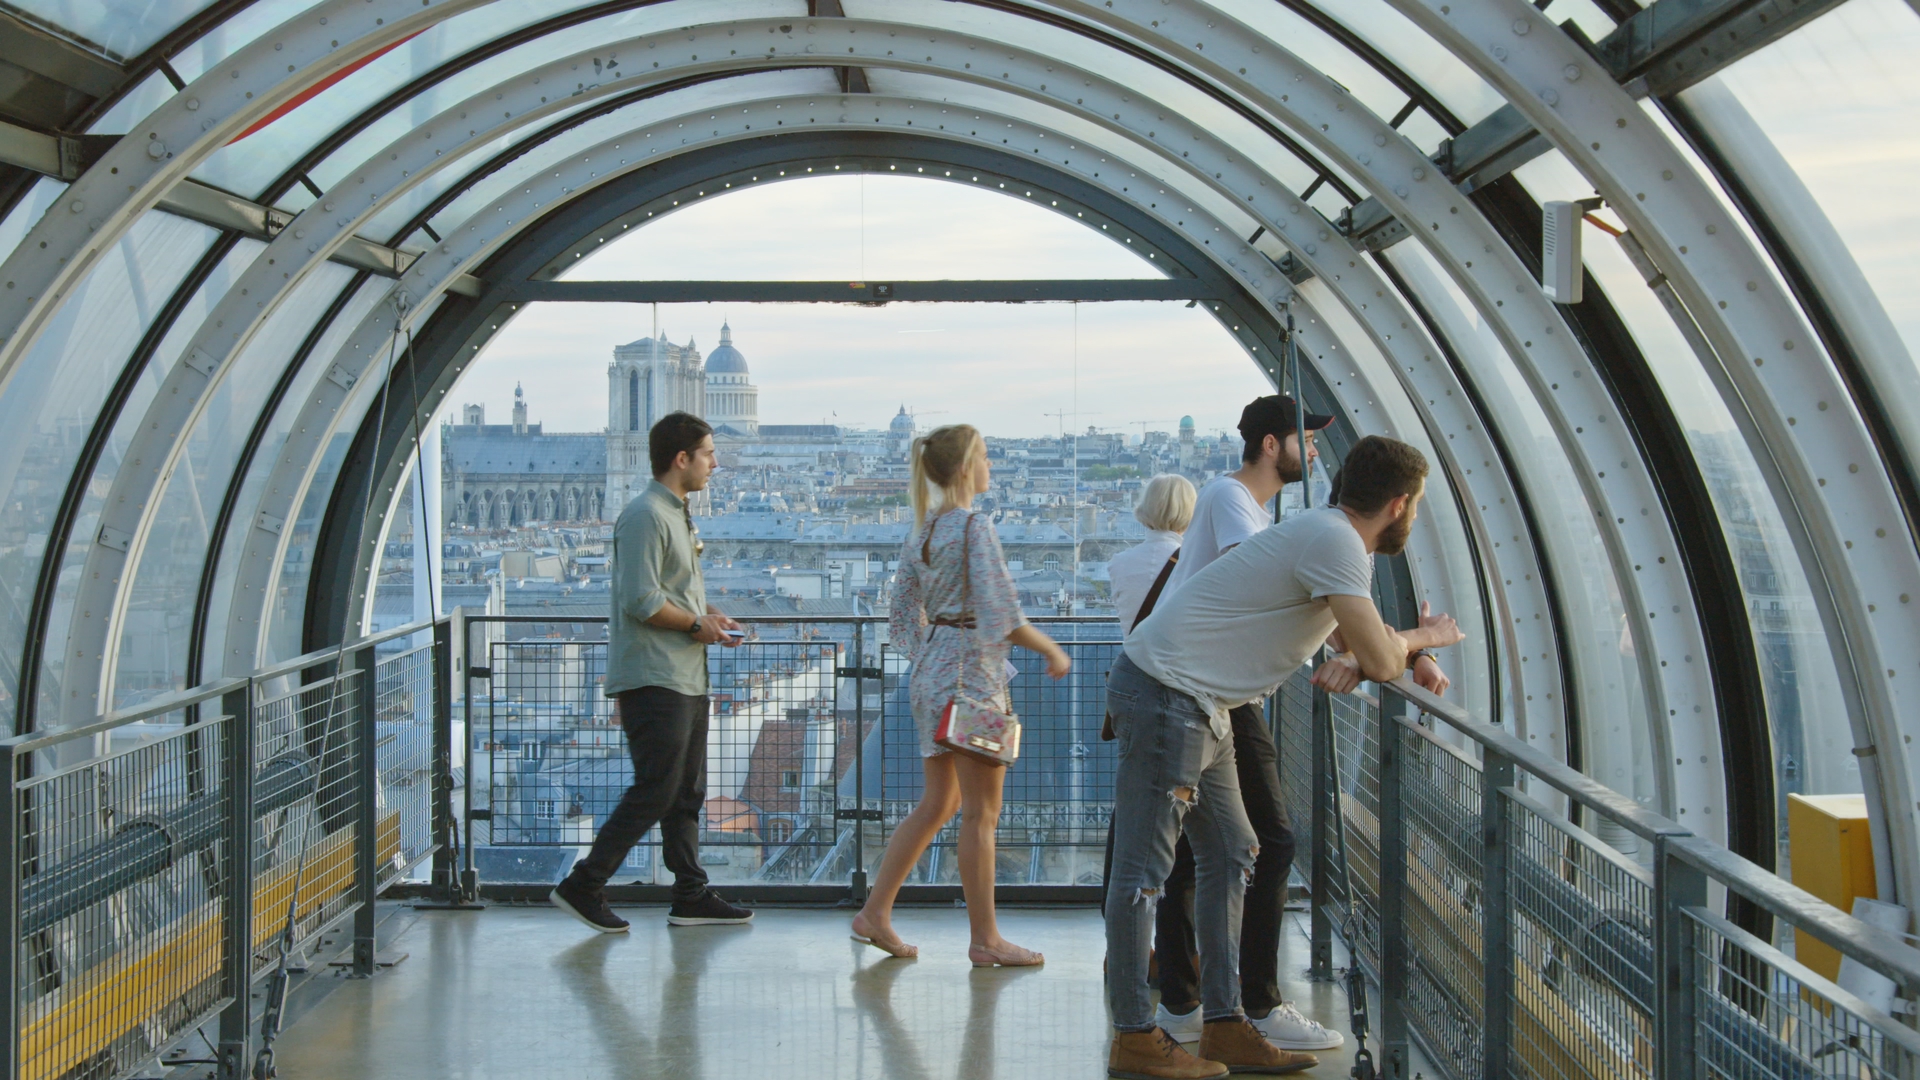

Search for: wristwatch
xmin=1407 ymin=648 xmax=1432 ymax=667
xmin=687 ymin=617 xmax=703 ymax=637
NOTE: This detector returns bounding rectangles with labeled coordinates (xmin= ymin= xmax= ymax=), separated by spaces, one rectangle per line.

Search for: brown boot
xmin=1198 ymin=1017 xmax=1320 ymax=1074
xmin=1109 ymin=1028 xmax=1229 ymax=1079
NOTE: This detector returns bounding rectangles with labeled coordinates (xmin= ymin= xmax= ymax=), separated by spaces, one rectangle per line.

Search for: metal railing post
xmin=0 ymin=742 xmax=22 ymax=1080
xmin=1375 ymin=686 xmax=1410 ymax=1080
xmin=1655 ymin=832 xmax=1707 ymax=1080
xmin=352 ymin=643 xmax=380 ymax=977
xmin=430 ymin=619 xmax=455 ymax=903
xmin=1479 ymin=748 xmax=1514 ymax=1080
xmin=850 ymin=620 xmax=868 ymax=902
xmin=460 ymin=613 xmax=480 ymax=902
xmin=1309 ymin=670 xmax=1334 ymax=981
xmin=217 ymin=680 xmax=256 ymax=1080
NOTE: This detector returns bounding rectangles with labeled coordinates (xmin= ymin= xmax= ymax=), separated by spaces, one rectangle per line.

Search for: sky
xmin=451 ymin=173 xmax=1274 ymax=439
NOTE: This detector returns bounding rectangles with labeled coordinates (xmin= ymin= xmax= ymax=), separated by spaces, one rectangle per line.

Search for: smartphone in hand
xmin=723 ymin=629 xmax=746 ymax=638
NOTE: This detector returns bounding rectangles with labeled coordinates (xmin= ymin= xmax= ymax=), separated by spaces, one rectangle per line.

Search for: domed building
xmin=887 ymin=405 xmax=916 ymax=460
xmin=704 ymin=320 xmax=759 ymax=438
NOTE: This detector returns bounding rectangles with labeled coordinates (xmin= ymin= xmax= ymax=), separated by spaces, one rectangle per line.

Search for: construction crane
xmin=1128 ymin=419 xmax=1176 ymax=440
xmin=1041 ymin=408 xmax=1103 ymax=437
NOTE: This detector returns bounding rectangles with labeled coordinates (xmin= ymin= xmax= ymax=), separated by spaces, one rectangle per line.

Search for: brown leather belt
xmin=931 ymin=616 xmax=977 ymax=629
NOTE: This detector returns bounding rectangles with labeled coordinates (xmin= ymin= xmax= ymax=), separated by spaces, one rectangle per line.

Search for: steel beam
xmin=1334 ymin=0 xmax=1853 ymax=260
xmin=1394 ymin=0 xmax=1920 ymax=913
xmin=0 ymin=0 xmax=491 ymax=391
xmin=127 ymin=21 xmax=1520 ymax=691
xmin=1052 ymin=0 xmax=1705 ymax=810
xmin=496 ymin=279 xmax=1219 ymax=303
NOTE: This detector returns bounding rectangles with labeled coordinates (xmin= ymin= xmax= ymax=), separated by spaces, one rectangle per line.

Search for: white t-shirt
xmin=1165 ymin=475 xmax=1272 ymax=593
xmin=1109 ymin=530 xmax=1182 ymax=630
xmin=1125 ymin=508 xmax=1374 ymax=735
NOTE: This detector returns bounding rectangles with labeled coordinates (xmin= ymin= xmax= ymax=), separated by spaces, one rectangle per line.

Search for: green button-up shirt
xmin=606 ymin=480 xmax=709 ymax=697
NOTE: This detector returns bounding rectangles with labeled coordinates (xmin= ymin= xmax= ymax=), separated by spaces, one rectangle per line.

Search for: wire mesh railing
xmin=458 ymin=615 xmax=1123 ymax=894
xmin=1297 ymin=669 xmax=1920 ymax=1080
xmin=0 ymin=618 xmax=452 ymax=1080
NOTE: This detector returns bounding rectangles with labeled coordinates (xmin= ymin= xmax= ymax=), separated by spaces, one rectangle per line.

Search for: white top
xmin=1109 ymin=530 xmax=1182 ymax=630
xmin=1125 ymin=508 xmax=1374 ymax=736
xmin=1165 ymin=474 xmax=1272 ymax=593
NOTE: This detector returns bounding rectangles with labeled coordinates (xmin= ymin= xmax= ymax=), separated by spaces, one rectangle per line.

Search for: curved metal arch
xmin=248 ymin=68 xmax=1551 ymax=742
xmin=305 ymin=131 xmax=1456 ymax=654
xmin=15 ymin=16 xmax=1543 ymax=726
xmin=1042 ymin=0 xmax=1713 ymax=816
xmin=0 ymin=0 xmax=488 ymax=388
xmin=1394 ymin=0 xmax=1920 ymax=911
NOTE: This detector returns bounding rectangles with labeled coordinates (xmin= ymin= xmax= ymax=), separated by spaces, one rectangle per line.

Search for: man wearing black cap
xmin=1147 ymin=398 xmax=1449 ymax=1052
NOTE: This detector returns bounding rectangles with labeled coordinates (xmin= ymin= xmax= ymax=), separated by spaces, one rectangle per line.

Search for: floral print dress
xmin=890 ymin=509 xmax=1029 ymax=758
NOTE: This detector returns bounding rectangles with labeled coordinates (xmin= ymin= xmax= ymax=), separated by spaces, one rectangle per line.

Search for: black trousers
xmin=1156 ymin=700 xmax=1296 ymax=1015
xmin=568 ymin=686 xmax=711 ymax=902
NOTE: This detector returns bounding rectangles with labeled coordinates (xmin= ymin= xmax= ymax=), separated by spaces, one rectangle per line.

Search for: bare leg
xmin=852 ymin=754 xmax=960 ymax=957
xmin=954 ymin=755 xmax=1042 ymax=966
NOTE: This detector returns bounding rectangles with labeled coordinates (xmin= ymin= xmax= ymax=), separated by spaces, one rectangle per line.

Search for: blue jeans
xmin=1103 ymin=652 xmax=1259 ymax=1033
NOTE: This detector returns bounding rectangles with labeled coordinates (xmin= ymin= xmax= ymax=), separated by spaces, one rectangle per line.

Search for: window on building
xmin=629 ymin=370 xmax=640 ymax=431
xmin=781 ymin=770 xmax=801 ymax=790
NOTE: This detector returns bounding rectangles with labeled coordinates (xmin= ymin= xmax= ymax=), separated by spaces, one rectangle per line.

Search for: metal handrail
xmin=250 ymin=616 xmax=442 ymax=683
xmin=1383 ymin=674 xmax=1920 ymax=998
xmin=0 ymin=676 xmax=247 ymax=754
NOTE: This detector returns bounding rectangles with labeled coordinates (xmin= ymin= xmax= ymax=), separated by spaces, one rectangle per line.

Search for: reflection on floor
xmin=272 ymin=904 xmax=1402 ymax=1079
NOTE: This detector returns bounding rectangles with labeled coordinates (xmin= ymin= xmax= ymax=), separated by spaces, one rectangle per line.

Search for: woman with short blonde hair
xmin=852 ymin=423 xmax=1071 ymax=964
xmin=1111 ymin=474 xmax=1196 ymax=630
xmin=1133 ymin=472 xmax=1197 ymax=535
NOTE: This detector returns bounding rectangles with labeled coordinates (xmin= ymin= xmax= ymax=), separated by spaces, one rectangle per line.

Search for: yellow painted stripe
xmin=18 ymin=812 xmax=401 ymax=1080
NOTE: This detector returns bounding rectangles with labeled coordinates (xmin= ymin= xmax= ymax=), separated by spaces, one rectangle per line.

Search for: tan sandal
xmin=969 ymin=942 xmax=1044 ymax=967
xmin=850 ymin=915 xmax=918 ymax=959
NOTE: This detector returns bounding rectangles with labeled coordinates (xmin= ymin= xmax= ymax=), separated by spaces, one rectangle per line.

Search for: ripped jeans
xmin=1103 ymin=652 xmax=1259 ymax=1033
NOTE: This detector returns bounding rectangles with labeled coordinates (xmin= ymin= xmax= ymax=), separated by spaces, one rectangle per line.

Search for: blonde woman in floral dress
xmin=850 ymin=424 xmax=1071 ymax=965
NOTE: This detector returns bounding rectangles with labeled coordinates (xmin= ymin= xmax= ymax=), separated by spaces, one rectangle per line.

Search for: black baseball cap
xmin=1238 ymin=395 xmax=1334 ymax=449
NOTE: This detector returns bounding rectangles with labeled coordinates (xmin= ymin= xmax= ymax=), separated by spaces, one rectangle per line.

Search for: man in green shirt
xmin=551 ymin=412 xmax=753 ymax=933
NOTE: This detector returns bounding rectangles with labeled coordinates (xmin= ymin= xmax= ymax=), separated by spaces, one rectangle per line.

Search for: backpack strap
xmin=1130 ymin=549 xmax=1181 ymax=632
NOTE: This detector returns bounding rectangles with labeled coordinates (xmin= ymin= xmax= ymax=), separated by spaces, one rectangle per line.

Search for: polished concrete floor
xmin=270 ymin=904 xmax=1398 ymax=1079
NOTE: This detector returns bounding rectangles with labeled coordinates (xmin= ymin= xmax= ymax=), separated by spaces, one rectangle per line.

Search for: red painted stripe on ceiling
xmin=229 ymin=31 xmax=425 ymax=144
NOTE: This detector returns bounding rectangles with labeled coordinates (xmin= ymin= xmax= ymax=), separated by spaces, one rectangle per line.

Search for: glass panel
xmin=845 ymin=0 xmax=1342 ymax=198
xmin=112 ymin=264 xmax=358 ymax=708
xmin=293 ymin=1 xmax=805 ymax=207
xmin=6 ymin=0 xmax=243 ymax=61
xmin=0 ymin=177 xmax=65 ymax=267
xmin=1294 ymin=0 xmax=1508 ymax=127
xmin=1296 ymin=277 xmax=1498 ymax=725
xmin=0 ymin=212 xmax=221 ymax=726
xmin=265 ymin=291 xmax=446 ymax=664
xmin=1209 ymin=0 xmax=1453 ymax=125
xmin=84 ymin=71 xmax=176 ymax=135
xmin=1701 ymin=0 xmax=1920 ymax=384
xmin=166 ymin=0 xmax=347 ymax=82
xmin=1510 ymin=149 xmax=1859 ymax=857
xmin=369 ymin=68 xmax=840 ymax=245
xmin=189 ymin=0 xmax=806 ymax=199
xmin=32 ymin=237 xmax=261 ymax=723
xmin=203 ymin=276 xmax=391 ymax=675
xmin=1385 ymin=240 xmax=1657 ymax=813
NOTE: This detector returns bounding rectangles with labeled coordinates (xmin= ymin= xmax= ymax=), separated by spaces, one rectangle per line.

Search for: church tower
xmin=607 ymin=327 xmax=706 ymax=514
xmin=702 ymin=320 xmax=759 ymax=438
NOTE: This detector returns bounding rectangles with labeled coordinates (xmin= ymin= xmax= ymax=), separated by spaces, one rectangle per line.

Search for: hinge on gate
xmin=468 ymin=665 xmax=492 ymax=680
xmin=97 ymin=525 xmax=132 ymax=552
xmin=254 ymin=512 xmax=284 ymax=536
xmin=326 ymin=363 xmax=359 ymax=391
xmin=835 ymin=666 xmax=883 ymax=679
xmin=835 ymin=808 xmax=883 ymax=822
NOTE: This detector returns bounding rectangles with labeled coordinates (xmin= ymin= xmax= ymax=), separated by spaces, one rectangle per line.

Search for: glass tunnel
xmin=3 ymin=0 xmax=1920 ymax=1078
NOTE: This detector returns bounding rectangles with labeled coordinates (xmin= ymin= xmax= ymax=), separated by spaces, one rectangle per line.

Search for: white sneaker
xmin=1250 ymin=1002 xmax=1345 ymax=1050
xmin=1154 ymin=1003 xmax=1204 ymax=1042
